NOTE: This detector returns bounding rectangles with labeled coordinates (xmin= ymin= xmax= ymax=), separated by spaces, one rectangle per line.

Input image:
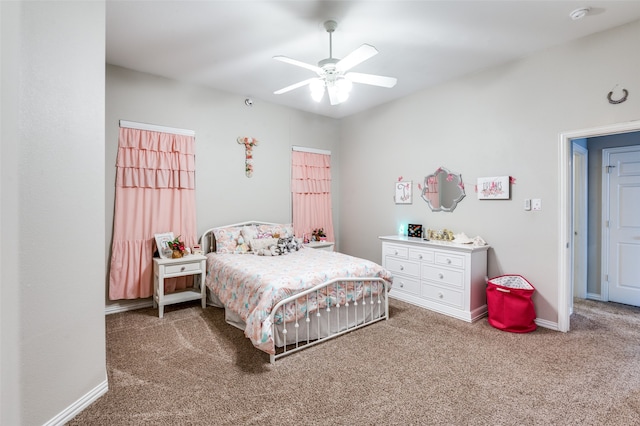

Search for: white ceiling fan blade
xmin=273 ymin=56 xmax=322 ymax=74
xmin=327 ymin=84 xmax=341 ymax=105
xmin=336 ymin=44 xmax=378 ymax=73
xmin=274 ymin=78 xmax=318 ymax=95
xmin=345 ymin=72 xmax=397 ymax=88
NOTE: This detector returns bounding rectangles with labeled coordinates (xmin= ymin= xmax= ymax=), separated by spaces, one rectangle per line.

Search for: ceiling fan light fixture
xmin=310 ymin=79 xmax=325 ymax=102
xmin=336 ymin=78 xmax=353 ymax=94
xmin=273 ymin=19 xmax=397 ymax=106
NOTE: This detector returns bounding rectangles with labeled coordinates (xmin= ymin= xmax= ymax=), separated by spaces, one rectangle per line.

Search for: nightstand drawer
xmin=435 ymin=252 xmax=465 ymax=269
xmin=383 ymin=243 xmax=408 ymax=259
xmin=422 ymin=265 xmax=464 ymax=288
xmin=422 ymin=283 xmax=463 ymax=308
xmin=385 ymin=257 xmax=420 ymax=278
xmin=165 ymin=262 xmax=202 ymax=275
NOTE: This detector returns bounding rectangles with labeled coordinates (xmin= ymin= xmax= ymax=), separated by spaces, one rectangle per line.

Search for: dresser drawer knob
xmin=394 ymin=250 xmax=399 ymax=255
xmin=446 ymin=258 xmax=452 ymax=264
xmin=418 ymin=254 xmax=423 ymax=259
xmin=438 ymin=273 xmax=444 ymax=279
xmin=399 ymin=281 xmax=404 ymax=288
xmin=438 ymin=292 xmax=444 ymax=299
xmin=180 ymin=266 xmax=186 ymax=272
xmin=399 ymin=265 xmax=404 ymax=271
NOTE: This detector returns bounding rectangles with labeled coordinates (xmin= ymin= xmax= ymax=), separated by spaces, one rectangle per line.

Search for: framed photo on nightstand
xmin=154 ymin=232 xmax=174 ymax=259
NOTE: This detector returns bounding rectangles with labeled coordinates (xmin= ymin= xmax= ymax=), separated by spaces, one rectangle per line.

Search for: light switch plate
xmin=524 ymin=199 xmax=531 ymax=211
xmin=532 ymin=198 xmax=542 ymax=211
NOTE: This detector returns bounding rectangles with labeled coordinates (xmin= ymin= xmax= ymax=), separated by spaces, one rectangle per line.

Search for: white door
xmin=604 ymin=146 xmax=640 ymax=306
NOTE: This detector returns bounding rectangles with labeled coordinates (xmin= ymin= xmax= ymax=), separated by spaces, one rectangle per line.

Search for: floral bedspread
xmin=205 ymin=248 xmax=393 ymax=354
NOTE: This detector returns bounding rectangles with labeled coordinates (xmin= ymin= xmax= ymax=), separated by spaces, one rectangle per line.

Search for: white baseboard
xmin=535 ymin=317 xmax=558 ymax=331
xmin=104 ymin=299 xmax=153 ymax=315
xmin=586 ymin=292 xmax=603 ymax=301
xmin=43 ymin=378 xmax=108 ymax=426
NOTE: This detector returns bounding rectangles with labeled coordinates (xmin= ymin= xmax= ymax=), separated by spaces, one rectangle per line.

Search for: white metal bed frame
xmin=200 ymin=221 xmax=391 ymax=364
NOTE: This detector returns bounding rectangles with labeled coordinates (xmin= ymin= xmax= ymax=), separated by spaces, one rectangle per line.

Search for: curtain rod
xmin=291 ymin=145 xmax=331 ymax=155
xmin=119 ymin=120 xmax=195 ymax=137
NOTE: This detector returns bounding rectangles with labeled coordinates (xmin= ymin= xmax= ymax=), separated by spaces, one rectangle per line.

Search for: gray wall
xmin=105 ymin=65 xmax=341 ymax=310
xmin=1 ymin=2 xmax=107 ymax=425
xmin=338 ymin=19 xmax=640 ymax=324
xmin=586 ymin=132 xmax=640 ymax=296
xmin=104 ymin=20 xmax=640 ymax=326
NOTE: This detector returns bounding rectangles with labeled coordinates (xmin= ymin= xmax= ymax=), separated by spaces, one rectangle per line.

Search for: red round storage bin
xmin=486 ymin=275 xmax=536 ymax=333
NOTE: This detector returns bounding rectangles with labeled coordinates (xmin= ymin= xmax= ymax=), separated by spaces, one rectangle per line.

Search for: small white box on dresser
xmin=379 ymin=235 xmax=489 ymax=322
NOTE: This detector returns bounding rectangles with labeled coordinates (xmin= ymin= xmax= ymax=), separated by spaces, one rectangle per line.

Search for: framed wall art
xmin=395 ymin=181 xmax=413 ymax=204
xmin=477 ymin=176 xmax=510 ymax=200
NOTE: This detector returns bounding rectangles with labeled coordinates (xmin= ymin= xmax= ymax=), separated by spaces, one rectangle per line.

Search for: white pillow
xmin=240 ymin=225 xmax=258 ymax=242
xmin=250 ymin=237 xmax=278 ymax=251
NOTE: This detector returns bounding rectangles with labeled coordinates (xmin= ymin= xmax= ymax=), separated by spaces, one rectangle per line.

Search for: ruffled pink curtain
xmin=109 ymin=127 xmax=197 ymax=300
xmin=291 ymin=150 xmax=334 ymax=242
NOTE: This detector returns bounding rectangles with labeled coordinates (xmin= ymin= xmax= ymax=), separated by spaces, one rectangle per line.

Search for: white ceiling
xmin=106 ymin=1 xmax=640 ymax=119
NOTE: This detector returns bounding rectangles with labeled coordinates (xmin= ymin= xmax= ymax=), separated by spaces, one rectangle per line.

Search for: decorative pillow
xmin=256 ymin=223 xmax=294 ymax=239
xmin=250 ymin=237 xmax=278 ymax=252
xmin=213 ymin=226 xmax=243 ymax=253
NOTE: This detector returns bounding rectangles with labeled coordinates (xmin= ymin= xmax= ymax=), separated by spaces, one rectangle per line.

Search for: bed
xmin=200 ymin=221 xmax=393 ymax=363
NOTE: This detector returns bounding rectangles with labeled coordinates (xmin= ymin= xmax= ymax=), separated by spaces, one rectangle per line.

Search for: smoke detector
xmin=569 ymin=7 xmax=591 ymax=20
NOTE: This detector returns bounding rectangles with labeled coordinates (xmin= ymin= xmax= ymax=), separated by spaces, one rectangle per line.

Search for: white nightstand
xmin=305 ymin=241 xmax=335 ymax=252
xmin=152 ymin=254 xmax=207 ymax=318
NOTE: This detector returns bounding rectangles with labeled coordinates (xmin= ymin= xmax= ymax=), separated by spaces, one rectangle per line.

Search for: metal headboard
xmin=199 ymin=220 xmax=279 ymax=254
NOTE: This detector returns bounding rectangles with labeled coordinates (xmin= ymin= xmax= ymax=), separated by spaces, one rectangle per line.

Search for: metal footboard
xmin=269 ymin=277 xmax=389 ymax=364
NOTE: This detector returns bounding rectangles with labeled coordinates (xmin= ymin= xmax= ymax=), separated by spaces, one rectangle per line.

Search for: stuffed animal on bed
xmin=235 ymin=236 xmax=250 ymax=254
xmin=255 ymin=244 xmax=278 ymax=256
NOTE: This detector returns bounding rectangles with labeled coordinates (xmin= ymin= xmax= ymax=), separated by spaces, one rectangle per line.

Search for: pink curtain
xmin=109 ymin=127 xmax=197 ymax=300
xmin=291 ymin=150 xmax=334 ymax=242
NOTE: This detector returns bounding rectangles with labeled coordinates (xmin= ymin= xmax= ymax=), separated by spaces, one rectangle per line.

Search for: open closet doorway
xmin=559 ymin=120 xmax=640 ymax=332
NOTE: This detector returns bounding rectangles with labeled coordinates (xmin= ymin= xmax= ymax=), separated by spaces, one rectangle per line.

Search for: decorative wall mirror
xmin=421 ymin=167 xmax=465 ymax=212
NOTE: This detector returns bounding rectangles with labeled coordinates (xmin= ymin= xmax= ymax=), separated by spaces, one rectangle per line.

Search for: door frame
xmin=572 ymin=143 xmax=588 ymax=302
xmin=558 ymin=120 xmax=640 ymax=332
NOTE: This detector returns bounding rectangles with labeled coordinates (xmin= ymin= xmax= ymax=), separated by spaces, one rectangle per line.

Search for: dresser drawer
xmin=385 ymin=257 xmax=420 ymax=278
xmin=383 ymin=243 xmax=409 ymax=259
xmin=164 ymin=262 xmax=202 ymax=275
xmin=392 ymin=275 xmax=420 ymax=296
xmin=422 ymin=265 xmax=464 ymax=288
xmin=409 ymin=248 xmax=434 ymax=263
xmin=422 ymin=283 xmax=463 ymax=309
xmin=435 ymin=252 xmax=465 ymax=269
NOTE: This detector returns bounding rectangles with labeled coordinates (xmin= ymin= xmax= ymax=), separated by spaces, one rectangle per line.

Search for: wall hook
xmin=607 ymin=86 xmax=628 ymax=104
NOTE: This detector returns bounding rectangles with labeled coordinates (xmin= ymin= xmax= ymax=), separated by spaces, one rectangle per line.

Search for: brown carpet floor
xmin=68 ymin=298 xmax=640 ymax=425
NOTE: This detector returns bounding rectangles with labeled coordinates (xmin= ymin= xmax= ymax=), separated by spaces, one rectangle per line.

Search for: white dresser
xmin=379 ymin=236 xmax=490 ymax=322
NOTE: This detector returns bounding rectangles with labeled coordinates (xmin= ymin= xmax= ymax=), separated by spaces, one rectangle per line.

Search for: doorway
xmin=559 ymin=120 xmax=640 ymax=332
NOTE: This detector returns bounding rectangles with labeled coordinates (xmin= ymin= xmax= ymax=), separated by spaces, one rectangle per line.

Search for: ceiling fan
xmin=273 ymin=20 xmax=397 ymax=105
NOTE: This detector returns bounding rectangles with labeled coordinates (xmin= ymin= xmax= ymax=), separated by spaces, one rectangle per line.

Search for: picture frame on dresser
xmin=408 ymin=224 xmax=423 ymax=238
xmin=154 ymin=232 xmax=174 ymax=259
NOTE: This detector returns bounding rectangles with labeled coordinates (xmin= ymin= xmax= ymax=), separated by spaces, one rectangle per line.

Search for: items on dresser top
xmin=379 ymin=235 xmax=489 ymax=322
